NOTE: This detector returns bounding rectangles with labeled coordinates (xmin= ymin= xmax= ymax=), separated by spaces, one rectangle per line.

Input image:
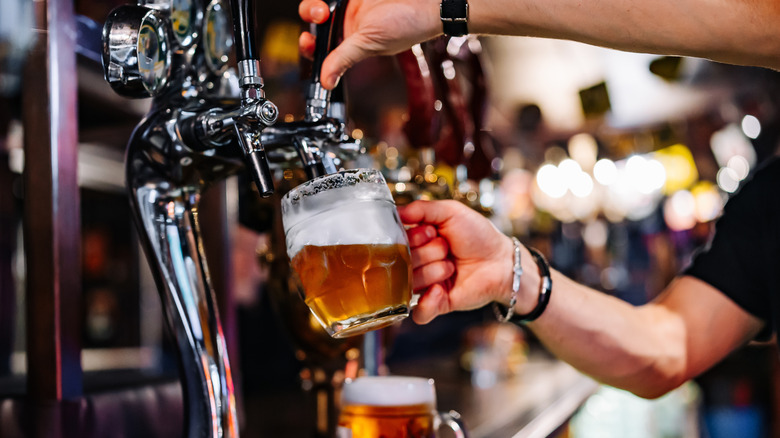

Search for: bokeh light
xmin=716 ymin=167 xmax=740 ymax=193
xmin=593 ymin=159 xmax=618 ymax=186
xmin=664 ymin=190 xmax=696 ymax=231
xmin=741 ymin=114 xmax=761 ymax=139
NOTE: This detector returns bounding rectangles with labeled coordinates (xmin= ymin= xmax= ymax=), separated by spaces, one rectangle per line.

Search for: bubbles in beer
xmin=291 ymin=243 xmax=411 ymax=334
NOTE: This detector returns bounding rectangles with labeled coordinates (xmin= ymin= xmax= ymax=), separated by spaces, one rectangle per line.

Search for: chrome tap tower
xmin=101 ymin=0 xmax=355 ymax=436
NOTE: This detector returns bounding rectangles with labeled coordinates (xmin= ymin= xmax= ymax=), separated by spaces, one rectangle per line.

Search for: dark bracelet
xmin=495 ymin=246 xmax=552 ymax=324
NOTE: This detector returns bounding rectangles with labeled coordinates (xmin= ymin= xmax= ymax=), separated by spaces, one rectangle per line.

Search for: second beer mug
xmin=337 ymin=376 xmax=468 ymax=438
xmin=281 ymin=169 xmax=413 ymax=338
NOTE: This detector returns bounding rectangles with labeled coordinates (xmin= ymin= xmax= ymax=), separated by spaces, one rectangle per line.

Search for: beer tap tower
xmin=101 ymin=0 xmax=356 ymax=436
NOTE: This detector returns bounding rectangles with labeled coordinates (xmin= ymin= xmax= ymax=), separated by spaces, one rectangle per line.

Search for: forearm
xmin=463 ymin=0 xmax=780 ymax=70
xmin=520 ymin=272 xmax=688 ymax=398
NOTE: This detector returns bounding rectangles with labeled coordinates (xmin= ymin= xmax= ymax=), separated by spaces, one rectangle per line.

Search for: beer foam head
xmin=341 ymin=376 xmax=436 ymax=407
xmin=282 ymin=169 xmax=408 ymax=258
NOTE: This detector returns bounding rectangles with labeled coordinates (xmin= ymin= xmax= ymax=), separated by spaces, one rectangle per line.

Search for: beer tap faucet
xmin=258 ymin=0 xmax=361 ymax=180
xmin=228 ymin=0 xmax=276 ymax=196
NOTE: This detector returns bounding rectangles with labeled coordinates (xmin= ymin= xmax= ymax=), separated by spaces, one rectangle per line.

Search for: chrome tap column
xmin=102 ymin=1 xmax=270 ymax=437
xmin=102 ymin=0 xmax=360 ymax=436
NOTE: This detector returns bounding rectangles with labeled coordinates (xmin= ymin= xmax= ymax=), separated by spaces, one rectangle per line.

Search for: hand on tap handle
xmin=299 ymin=0 xmax=441 ymax=90
xmin=310 ymin=0 xmax=347 ymax=86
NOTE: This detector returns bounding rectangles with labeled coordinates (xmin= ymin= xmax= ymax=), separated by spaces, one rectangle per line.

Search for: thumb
xmin=319 ymin=35 xmax=369 ymax=89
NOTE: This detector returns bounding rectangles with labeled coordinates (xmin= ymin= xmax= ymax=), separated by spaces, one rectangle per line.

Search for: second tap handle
xmin=311 ymin=0 xmax=347 ymax=85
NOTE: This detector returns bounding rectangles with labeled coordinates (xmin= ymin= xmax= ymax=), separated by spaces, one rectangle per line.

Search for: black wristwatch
xmin=440 ymin=0 xmax=469 ymax=37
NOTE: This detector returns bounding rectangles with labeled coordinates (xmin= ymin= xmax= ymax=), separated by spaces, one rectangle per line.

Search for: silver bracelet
xmin=492 ymin=237 xmax=523 ymax=322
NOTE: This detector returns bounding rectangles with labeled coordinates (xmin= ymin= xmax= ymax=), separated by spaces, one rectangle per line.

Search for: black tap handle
xmin=235 ymin=123 xmax=274 ymax=197
xmin=246 ymin=150 xmax=274 ymax=196
xmin=230 ymin=0 xmax=257 ymax=61
xmin=330 ymin=78 xmax=345 ymax=105
xmin=310 ymin=0 xmax=347 ymax=86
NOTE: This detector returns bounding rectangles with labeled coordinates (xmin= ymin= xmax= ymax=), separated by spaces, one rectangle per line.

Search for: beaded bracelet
xmin=493 ymin=245 xmax=553 ymax=324
xmin=492 ymin=237 xmax=523 ymax=322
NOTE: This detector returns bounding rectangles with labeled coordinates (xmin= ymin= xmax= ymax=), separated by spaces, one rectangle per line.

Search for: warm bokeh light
xmin=716 ymin=167 xmax=740 ymax=193
xmin=558 ymin=158 xmax=584 ymax=195
xmin=652 ymin=144 xmax=698 ymax=193
xmin=691 ymin=181 xmax=724 ymax=223
xmin=726 ymin=155 xmax=750 ymax=181
xmin=570 ymin=172 xmax=594 ymax=198
xmin=568 ymin=133 xmax=598 ymax=171
xmin=593 ymin=159 xmax=618 ymax=186
xmin=536 ymin=163 xmax=567 ymax=198
xmin=664 ymin=190 xmax=697 ymax=231
xmin=741 ymin=114 xmax=761 ymax=139
xmin=710 ymin=123 xmax=757 ymax=168
xmin=625 ymin=155 xmax=666 ymax=195
xmin=583 ymin=219 xmax=608 ymax=248
xmin=397 ymin=166 xmax=411 ymax=182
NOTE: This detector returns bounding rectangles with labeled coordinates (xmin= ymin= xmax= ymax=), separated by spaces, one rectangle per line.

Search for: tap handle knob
xmin=310 ymin=0 xmax=347 ymax=86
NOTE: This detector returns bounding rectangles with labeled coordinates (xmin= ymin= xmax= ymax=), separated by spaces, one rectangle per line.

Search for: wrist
xmin=514 ymin=246 xmax=541 ymax=315
xmin=493 ymin=235 xmax=516 ymax=305
xmin=494 ymin=240 xmax=551 ymax=321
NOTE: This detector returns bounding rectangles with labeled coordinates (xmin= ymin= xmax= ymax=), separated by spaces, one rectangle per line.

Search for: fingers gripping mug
xmin=281 ymin=169 xmax=413 ymax=338
xmin=337 ymin=376 xmax=468 ymax=438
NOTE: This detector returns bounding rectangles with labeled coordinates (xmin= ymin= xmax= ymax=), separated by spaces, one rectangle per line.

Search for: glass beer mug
xmin=337 ymin=376 xmax=468 ymax=438
xmin=281 ymin=169 xmax=413 ymax=338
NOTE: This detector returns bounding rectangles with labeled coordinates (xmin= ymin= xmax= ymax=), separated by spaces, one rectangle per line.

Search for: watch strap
xmin=440 ymin=0 xmax=469 ymax=37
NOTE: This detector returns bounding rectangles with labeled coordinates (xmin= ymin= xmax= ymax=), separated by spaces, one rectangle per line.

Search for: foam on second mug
xmin=341 ymin=376 xmax=436 ymax=407
xmin=284 ymin=184 xmax=405 ymax=259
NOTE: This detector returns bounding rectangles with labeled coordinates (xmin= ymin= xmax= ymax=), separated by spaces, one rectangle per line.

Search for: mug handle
xmin=438 ymin=410 xmax=469 ymax=438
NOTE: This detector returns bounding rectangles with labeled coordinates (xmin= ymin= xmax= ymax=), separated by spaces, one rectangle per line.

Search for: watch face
xmin=137 ymin=13 xmax=171 ymax=93
xmin=204 ymin=0 xmax=232 ymax=74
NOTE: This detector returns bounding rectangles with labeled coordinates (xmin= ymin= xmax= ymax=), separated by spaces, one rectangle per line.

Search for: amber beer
xmin=282 ymin=169 xmax=413 ymax=338
xmin=292 ymin=243 xmax=412 ymax=334
xmin=338 ymin=377 xmax=437 ymax=438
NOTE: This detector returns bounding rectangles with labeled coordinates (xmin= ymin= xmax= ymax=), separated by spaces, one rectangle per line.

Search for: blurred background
xmin=2 ymin=0 xmax=780 ymax=437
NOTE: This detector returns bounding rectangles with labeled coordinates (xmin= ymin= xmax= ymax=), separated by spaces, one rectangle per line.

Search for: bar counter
xmin=390 ymin=351 xmax=600 ymax=438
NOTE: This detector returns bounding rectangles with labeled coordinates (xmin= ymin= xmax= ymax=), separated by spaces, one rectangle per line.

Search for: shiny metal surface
xmin=263 ymin=0 xmax=359 ymax=180
xmin=102 ymin=5 xmax=171 ymax=98
xmin=237 ymin=59 xmax=263 ymax=88
xmin=305 ymin=82 xmax=331 ymax=121
xmin=126 ymin=97 xmax=243 ymax=438
xmin=203 ymin=0 xmax=232 ymax=74
xmin=131 ymin=185 xmax=239 ymax=438
xmin=102 ymin=0 xmax=364 ymax=434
